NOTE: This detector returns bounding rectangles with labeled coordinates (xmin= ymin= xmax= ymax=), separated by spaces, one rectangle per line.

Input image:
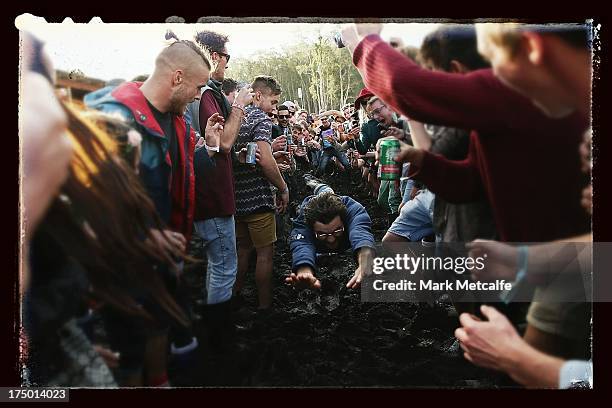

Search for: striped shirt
xmin=233 ymin=105 xmax=276 ymax=216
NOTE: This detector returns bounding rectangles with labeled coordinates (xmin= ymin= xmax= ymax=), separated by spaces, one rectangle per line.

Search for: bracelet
xmin=232 ymin=103 xmax=245 ymax=114
xmin=205 ymin=144 xmax=220 ymax=152
xmin=279 ymin=186 xmax=289 ymax=194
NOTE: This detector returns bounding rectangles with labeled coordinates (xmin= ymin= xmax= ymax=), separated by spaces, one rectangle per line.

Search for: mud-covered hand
xmin=347 ymin=248 xmax=374 ymax=288
xmin=286 ymin=266 xmax=322 ymax=290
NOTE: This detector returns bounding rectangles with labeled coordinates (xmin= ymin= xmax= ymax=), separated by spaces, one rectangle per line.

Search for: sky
xmin=16 ymin=14 xmax=438 ymax=82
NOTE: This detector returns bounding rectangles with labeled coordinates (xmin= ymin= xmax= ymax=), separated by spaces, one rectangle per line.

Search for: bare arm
xmin=219 ymin=87 xmax=253 ymax=152
xmin=407 ymin=120 xmax=432 ymax=151
xmin=219 ymin=108 xmax=244 ymax=153
xmin=257 ymin=140 xmax=287 ymax=191
xmin=500 ymin=340 xmax=564 ymax=388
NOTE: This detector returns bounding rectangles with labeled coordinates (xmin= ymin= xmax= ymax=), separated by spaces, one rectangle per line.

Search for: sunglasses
xmin=217 ymin=52 xmax=231 ymax=63
xmin=267 ymin=112 xmax=278 ymax=118
xmin=279 ymin=114 xmax=292 ymax=119
xmin=314 ymin=226 xmax=345 ymax=240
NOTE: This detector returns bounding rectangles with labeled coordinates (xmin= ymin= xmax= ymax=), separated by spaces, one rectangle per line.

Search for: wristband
xmin=205 ymin=144 xmax=220 ymax=152
xmin=232 ymin=103 xmax=245 ymax=114
xmin=499 ymin=245 xmax=529 ymax=304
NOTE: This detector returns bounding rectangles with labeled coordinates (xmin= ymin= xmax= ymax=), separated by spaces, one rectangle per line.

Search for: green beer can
xmin=379 ymin=139 xmax=400 ymax=180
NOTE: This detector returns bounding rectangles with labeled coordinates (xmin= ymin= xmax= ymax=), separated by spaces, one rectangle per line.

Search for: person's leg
xmin=255 ymin=244 xmax=274 ymax=309
xmin=378 ymin=180 xmax=392 ymax=214
xmin=246 ymin=212 xmax=277 ymax=310
xmin=204 ymin=217 xmax=238 ymax=304
xmin=99 ymin=305 xmax=146 ymax=386
xmin=382 ymin=231 xmax=410 ymax=244
xmin=400 ymin=178 xmax=415 ymax=206
xmin=234 ymin=217 xmax=253 ymax=296
xmin=144 ymin=330 xmax=170 ymax=387
xmin=333 ymin=148 xmax=351 ymax=170
xmin=388 ymin=180 xmax=402 ymax=215
xmin=317 ymin=149 xmax=332 ymax=177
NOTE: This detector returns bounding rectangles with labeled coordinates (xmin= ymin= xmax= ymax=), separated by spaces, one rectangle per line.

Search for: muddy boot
xmin=204 ymin=299 xmax=235 ymax=355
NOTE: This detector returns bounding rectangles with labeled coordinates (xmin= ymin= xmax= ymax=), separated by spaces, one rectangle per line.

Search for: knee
xmin=255 ymin=245 xmax=274 ymax=261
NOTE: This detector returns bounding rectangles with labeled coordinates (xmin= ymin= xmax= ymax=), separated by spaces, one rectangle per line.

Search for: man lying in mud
xmin=286 ymin=175 xmax=376 ymax=290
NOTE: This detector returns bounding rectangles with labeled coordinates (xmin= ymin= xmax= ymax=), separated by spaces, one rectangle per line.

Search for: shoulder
xmin=342 ymin=196 xmax=367 ymax=213
xmin=249 ymin=108 xmax=272 ymax=129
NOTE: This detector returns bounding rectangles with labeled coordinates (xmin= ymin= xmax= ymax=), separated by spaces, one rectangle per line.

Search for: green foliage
xmin=228 ymin=37 xmax=364 ymax=113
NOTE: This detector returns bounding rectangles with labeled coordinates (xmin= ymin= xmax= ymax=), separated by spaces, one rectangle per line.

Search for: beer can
xmin=246 ymin=142 xmax=257 ymax=165
xmin=379 ymin=139 xmax=400 ymax=180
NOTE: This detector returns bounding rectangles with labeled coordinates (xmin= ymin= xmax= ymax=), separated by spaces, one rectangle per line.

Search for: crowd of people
xmin=19 ymin=21 xmax=593 ymax=388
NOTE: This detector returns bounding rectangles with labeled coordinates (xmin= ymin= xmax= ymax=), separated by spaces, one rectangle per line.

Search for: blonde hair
xmin=476 ymin=23 xmax=589 ymax=62
xmin=476 ymin=23 xmax=524 ymax=62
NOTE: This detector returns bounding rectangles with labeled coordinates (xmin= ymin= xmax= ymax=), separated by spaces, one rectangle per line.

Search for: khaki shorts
xmin=235 ymin=211 xmax=277 ymax=248
xmin=527 ymin=300 xmax=591 ymax=342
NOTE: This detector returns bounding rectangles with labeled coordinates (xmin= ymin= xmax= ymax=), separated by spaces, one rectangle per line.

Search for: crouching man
xmin=286 ymin=178 xmax=375 ymax=290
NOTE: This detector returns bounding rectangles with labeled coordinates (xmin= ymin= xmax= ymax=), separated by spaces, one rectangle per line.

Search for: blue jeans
xmin=193 ymin=216 xmax=238 ymax=304
xmin=316 ymin=147 xmax=351 ymax=176
xmin=388 ymin=189 xmax=435 ymax=241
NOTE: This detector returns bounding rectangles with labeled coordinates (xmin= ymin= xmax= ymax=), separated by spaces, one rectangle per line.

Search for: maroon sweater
xmin=194 ymin=90 xmax=236 ymax=220
xmin=353 ymin=34 xmax=590 ymax=242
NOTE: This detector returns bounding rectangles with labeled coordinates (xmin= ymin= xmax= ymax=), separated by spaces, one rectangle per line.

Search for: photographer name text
xmin=372 ymin=279 xmax=512 ymax=292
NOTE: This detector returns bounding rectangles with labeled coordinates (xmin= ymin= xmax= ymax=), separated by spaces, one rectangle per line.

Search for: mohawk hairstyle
xmin=164 ymin=30 xmax=211 ymax=70
xmin=251 ymin=75 xmax=282 ymax=95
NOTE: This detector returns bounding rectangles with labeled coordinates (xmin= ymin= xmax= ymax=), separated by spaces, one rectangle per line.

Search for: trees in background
xmin=229 ymin=37 xmax=364 ymax=113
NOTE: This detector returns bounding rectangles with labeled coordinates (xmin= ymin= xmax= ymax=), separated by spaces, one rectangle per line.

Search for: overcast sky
xmin=17 ymin=14 xmax=438 ymax=81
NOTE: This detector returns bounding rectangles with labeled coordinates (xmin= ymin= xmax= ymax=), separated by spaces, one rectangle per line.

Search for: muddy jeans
xmin=378 ymin=179 xmax=402 ymax=214
xmin=193 ymin=216 xmax=238 ymax=304
xmin=316 ymin=147 xmax=351 ymax=176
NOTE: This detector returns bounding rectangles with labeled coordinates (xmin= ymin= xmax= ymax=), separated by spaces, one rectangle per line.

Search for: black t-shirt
xmin=272 ymin=124 xmax=290 ymax=139
xmin=147 ymin=99 xmax=180 ymax=177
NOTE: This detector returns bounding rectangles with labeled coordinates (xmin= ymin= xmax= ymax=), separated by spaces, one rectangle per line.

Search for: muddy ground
xmin=173 ymin=167 xmax=513 ymax=388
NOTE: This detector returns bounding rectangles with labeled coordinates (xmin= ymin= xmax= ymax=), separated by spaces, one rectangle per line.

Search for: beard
xmin=168 ymin=95 xmax=188 ymax=116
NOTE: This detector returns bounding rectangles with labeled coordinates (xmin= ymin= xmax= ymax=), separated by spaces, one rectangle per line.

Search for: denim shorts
xmin=388 ymin=189 xmax=435 ymax=241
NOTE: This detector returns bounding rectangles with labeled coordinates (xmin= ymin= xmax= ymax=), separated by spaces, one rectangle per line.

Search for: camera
xmin=342 ymin=111 xmax=360 ymax=134
xmin=333 ymin=33 xmax=345 ymax=48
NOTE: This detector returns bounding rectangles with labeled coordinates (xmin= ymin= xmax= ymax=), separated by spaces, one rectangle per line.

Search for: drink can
xmin=379 ymin=139 xmax=400 ymax=180
xmin=246 ymin=142 xmax=257 ymax=165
